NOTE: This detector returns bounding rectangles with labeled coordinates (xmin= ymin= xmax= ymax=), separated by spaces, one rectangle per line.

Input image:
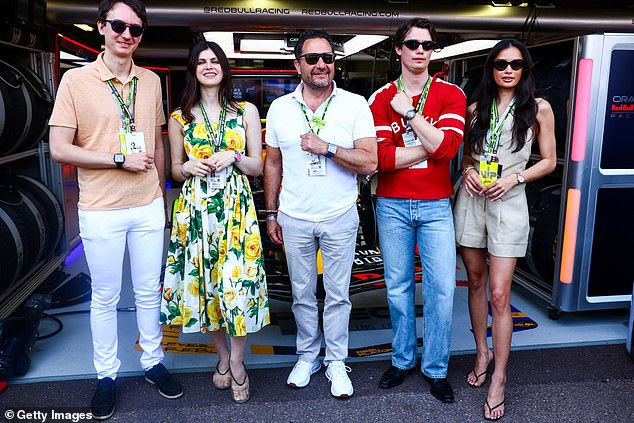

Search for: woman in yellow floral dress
xmin=160 ymin=40 xmax=269 ymax=403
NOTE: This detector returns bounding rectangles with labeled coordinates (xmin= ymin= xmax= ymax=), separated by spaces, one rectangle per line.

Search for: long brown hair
xmin=179 ymin=40 xmax=238 ymax=124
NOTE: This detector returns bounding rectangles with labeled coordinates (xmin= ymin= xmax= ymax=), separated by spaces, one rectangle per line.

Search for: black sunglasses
xmin=104 ymin=19 xmax=144 ymax=37
xmin=402 ymin=40 xmax=438 ymax=51
xmin=299 ymin=53 xmax=336 ymax=65
xmin=493 ymin=59 xmax=526 ymax=71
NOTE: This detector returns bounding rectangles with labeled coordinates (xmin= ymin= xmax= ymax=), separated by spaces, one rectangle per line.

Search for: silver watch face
xmin=405 ymin=109 xmax=417 ymax=120
xmin=328 ymin=143 xmax=337 ymax=154
xmin=114 ymin=153 xmax=125 ymax=163
xmin=517 ymin=173 xmax=525 ymax=183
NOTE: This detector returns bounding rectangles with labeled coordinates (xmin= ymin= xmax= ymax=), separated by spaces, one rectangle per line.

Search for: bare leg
xmin=462 ymin=247 xmax=494 ymax=387
xmin=484 ymin=255 xmax=516 ymax=420
xmin=229 ymin=336 xmax=249 ymax=403
xmin=209 ymin=330 xmax=230 ymax=372
xmin=229 ymin=336 xmax=247 ymax=381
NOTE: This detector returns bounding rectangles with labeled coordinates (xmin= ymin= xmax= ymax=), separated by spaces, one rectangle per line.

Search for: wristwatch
xmin=405 ymin=109 xmax=417 ymax=121
xmin=113 ymin=153 xmax=125 ymax=169
xmin=234 ymin=151 xmax=243 ymax=163
xmin=516 ymin=172 xmax=525 ymax=184
xmin=325 ymin=143 xmax=338 ymax=158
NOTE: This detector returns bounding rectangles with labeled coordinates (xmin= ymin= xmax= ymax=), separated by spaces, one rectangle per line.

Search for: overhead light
xmin=431 ymin=39 xmax=500 ymax=61
xmin=239 ymin=38 xmax=285 ymax=53
xmin=342 ymin=35 xmax=389 ymax=58
xmin=204 ymin=31 xmax=387 ymax=61
xmin=491 ymin=1 xmax=528 ymax=6
xmin=73 ymin=23 xmax=93 ymax=32
xmin=60 ymin=51 xmax=88 ymax=61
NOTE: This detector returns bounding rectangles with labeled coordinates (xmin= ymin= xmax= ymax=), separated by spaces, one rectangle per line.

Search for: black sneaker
xmin=144 ymin=363 xmax=183 ymax=399
xmin=91 ymin=377 xmax=116 ymax=420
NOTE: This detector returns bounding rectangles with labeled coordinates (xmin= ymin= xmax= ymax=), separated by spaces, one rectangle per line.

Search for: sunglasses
xmin=402 ymin=40 xmax=438 ymax=51
xmin=493 ymin=59 xmax=526 ymax=71
xmin=299 ymin=52 xmax=336 ymax=65
xmin=104 ymin=19 xmax=144 ymax=37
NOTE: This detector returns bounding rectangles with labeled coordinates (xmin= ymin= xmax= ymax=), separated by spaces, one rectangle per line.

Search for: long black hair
xmin=470 ymin=39 xmax=538 ymax=154
xmin=179 ymin=40 xmax=238 ymax=124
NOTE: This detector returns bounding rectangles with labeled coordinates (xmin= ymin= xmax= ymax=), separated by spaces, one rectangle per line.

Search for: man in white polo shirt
xmin=263 ymin=29 xmax=377 ymax=399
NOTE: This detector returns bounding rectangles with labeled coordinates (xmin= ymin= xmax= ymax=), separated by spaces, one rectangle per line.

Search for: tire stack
xmin=0 ymin=175 xmax=64 ymax=296
xmin=1 ymin=57 xmax=60 ymax=296
xmin=0 ymin=58 xmax=53 ymax=155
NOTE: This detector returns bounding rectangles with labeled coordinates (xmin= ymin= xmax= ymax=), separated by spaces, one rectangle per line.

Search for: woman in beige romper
xmin=453 ymin=39 xmax=557 ymax=420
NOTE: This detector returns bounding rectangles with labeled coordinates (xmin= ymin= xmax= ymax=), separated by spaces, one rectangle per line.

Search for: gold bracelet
xmin=462 ymin=165 xmax=475 ymax=176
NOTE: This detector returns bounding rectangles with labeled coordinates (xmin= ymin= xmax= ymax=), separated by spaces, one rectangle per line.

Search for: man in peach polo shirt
xmin=49 ymin=0 xmax=182 ymax=419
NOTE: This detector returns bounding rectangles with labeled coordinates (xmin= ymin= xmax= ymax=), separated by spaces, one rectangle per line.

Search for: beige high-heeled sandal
xmin=230 ymin=362 xmax=250 ymax=404
xmin=212 ymin=362 xmax=231 ymax=390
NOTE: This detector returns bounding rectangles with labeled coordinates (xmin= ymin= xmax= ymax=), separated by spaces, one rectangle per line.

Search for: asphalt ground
xmin=2 ymin=343 xmax=633 ymax=422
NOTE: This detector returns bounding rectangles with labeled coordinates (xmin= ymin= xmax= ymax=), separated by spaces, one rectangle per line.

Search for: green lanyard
xmin=106 ymin=77 xmax=137 ymax=132
xmin=395 ymin=75 xmax=432 ymax=116
xmin=199 ymin=100 xmax=227 ymax=153
xmin=486 ymin=97 xmax=516 ymax=160
xmin=301 ymin=96 xmax=333 ymax=136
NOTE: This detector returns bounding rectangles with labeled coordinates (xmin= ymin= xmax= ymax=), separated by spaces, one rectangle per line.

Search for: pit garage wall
xmin=554 ymin=33 xmax=634 ymax=312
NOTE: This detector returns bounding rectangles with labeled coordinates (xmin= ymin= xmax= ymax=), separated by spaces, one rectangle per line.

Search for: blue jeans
xmin=377 ymin=197 xmax=456 ymax=378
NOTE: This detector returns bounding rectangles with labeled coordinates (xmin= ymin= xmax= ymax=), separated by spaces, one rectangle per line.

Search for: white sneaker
xmin=287 ymin=359 xmax=321 ymax=388
xmin=325 ymin=361 xmax=354 ymax=398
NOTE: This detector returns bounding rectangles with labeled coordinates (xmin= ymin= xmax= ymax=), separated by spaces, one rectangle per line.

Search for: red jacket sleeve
xmin=369 ymin=84 xmax=397 ymax=172
xmin=427 ymin=84 xmax=467 ymax=161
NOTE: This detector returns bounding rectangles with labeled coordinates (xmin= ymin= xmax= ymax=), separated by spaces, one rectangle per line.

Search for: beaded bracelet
xmin=178 ymin=164 xmax=188 ymax=179
xmin=265 ymin=215 xmax=277 ymax=222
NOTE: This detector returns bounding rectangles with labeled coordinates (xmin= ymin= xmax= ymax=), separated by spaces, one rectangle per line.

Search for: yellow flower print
xmin=166 ymin=256 xmax=175 ymax=265
xmin=188 ymin=280 xmax=199 ymax=297
xmin=224 ymin=289 xmax=236 ymax=308
xmin=206 ymin=300 xmax=221 ymax=324
xmin=191 ymin=143 xmax=213 ymax=159
xmin=177 ymin=222 xmax=187 ymax=245
xmin=170 ymin=111 xmax=186 ymax=126
xmin=231 ymin=225 xmax=241 ymax=248
xmin=245 ymin=264 xmax=257 ymax=279
xmin=235 ymin=315 xmax=246 ymax=334
xmin=224 ymin=129 xmax=244 ymax=151
xmin=247 ymin=207 xmax=257 ymax=220
xmin=218 ymin=239 xmax=228 ymax=263
xmin=211 ymin=264 xmax=220 ymax=282
xmin=247 ymin=298 xmax=255 ymax=309
xmin=264 ymin=313 xmax=270 ymax=325
xmin=177 ymin=302 xmax=193 ymax=326
xmin=244 ymin=233 xmax=262 ymax=262
xmin=192 ymin=255 xmax=200 ymax=269
xmin=233 ymin=196 xmax=242 ymax=216
xmin=177 ymin=197 xmax=186 ymax=213
xmin=163 ymin=287 xmax=172 ymax=301
xmin=193 ymin=123 xmax=209 ymax=140
xmin=231 ymin=265 xmax=242 ymax=281
xmin=184 ymin=142 xmax=191 ymax=156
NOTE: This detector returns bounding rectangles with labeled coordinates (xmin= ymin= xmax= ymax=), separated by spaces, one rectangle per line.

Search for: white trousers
xmin=79 ymin=197 xmax=165 ymax=379
xmin=277 ymin=206 xmax=359 ymax=364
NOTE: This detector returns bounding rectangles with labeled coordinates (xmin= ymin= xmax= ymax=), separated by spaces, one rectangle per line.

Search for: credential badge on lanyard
xmin=396 ymin=76 xmax=431 ymax=169
xmin=107 ymin=77 xmax=145 ymax=154
xmin=479 ymin=97 xmax=515 ymax=187
xmin=301 ymin=96 xmax=333 ymax=176
xmin=200 ymin=99 xmax=230 ymax=189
